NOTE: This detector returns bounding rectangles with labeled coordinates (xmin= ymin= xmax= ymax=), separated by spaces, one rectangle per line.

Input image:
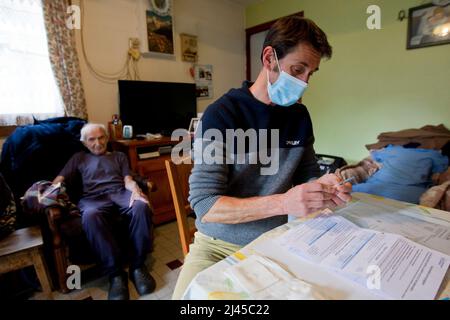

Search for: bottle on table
xmin=109 ymin=114 xmax=123 ymax=140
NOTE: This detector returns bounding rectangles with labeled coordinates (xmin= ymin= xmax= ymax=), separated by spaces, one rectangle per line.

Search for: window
xmin=0 ymin=0 xmax=64 ymax=126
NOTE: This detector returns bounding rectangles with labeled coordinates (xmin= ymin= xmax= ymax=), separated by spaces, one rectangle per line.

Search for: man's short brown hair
xmin=261 ymin=16 xmax=332 ymax=61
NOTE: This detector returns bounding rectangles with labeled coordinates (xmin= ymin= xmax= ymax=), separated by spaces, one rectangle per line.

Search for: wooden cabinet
xmin=111 ymin=138 xmax=181 ymax=225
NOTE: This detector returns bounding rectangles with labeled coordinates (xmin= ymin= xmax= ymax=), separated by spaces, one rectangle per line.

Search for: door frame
xmin=245 ymin=11 xmax=304 ymax=81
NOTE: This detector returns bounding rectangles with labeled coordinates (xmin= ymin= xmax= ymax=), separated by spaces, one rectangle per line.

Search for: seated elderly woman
xmin=53 ymin=123 xmax=155 ymax=300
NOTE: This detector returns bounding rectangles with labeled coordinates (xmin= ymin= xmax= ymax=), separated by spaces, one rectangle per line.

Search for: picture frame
xmin=194 ymin=64 xmax=213 ymax=99
xmin=188 ymin=117 xmax=200 ymax=134
xmin=180 ymin=33 xmax=198 ymax=62
xmin=407 ymin=3 xmax=450 ymax=50
xmin=146 ymin=0 xmax=174 ymax=55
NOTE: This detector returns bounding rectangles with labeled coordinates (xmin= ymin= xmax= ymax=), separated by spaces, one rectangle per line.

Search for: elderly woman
xmin=53 ymin=123 xmax=155 ymax=300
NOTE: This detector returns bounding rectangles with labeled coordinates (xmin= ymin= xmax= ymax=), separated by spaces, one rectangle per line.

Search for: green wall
xmin=246 ymin=0 xmax=450 ymax=163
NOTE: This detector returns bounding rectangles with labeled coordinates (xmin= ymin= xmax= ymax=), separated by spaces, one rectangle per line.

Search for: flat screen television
xmin=118 ymin=80 xmax=197 ymax=137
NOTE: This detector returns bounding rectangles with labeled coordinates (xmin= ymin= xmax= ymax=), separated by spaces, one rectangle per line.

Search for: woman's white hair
xmin=80 ymin=123 xmax=109 ymax=142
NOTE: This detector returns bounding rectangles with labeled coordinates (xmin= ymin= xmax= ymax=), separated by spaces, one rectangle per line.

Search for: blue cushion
xmin=371 ymin=145 xmax=448 ymax=185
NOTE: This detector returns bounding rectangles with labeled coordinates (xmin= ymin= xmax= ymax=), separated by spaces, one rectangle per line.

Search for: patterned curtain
xmin=42 ymin=0 xmax=87 ymax=119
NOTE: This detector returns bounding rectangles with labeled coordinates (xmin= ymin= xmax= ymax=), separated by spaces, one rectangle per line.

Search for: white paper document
xmin=339 ymin=199 xmax=450 ymax=255
xmin=277 ymin=215 xmax=450 ymax=299
xmin=224 ymin=255 xmax=329 ymax=300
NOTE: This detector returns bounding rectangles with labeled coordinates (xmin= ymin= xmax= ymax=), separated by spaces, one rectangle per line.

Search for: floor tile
xmin=26 ymin=219 xmax=183 ymax=300
xmin=166 ymin=259 xmax=183 ymax=270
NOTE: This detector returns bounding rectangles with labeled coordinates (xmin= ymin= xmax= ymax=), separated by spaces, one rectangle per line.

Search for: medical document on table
xmin=339 ymin=197 xmax=450 ymax=255
xmin=275 ymin=215 xmax=449 ymax=300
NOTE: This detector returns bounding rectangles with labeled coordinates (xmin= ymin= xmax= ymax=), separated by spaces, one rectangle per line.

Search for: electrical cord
xmin=79 ymin=0 xmax=140 ymax=83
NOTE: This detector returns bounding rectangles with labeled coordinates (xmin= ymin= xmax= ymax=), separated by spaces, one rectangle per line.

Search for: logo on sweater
xmin=170 ymin=122 xmax=280 ymax=175
xmin=286 ymin=140 xmax=300 ymax=146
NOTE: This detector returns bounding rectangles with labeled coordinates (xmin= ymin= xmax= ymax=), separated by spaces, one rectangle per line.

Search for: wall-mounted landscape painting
xmin=146 ymin=0 xmax=174 ymax=55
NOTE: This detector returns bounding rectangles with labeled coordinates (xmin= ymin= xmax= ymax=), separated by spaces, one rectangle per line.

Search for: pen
xmin=338 ymin=176 xmax=356 ymax=186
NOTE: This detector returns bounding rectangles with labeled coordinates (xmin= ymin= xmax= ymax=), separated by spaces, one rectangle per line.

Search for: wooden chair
xmin=0 ymin=226 xmax=53 ymax=299
xmin=165 ymin=158 xmax=196 ymax=257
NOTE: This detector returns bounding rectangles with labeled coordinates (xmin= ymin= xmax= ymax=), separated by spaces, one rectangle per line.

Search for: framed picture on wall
xmin=188 ymin=117 xmax=199 ymax=134
xmin=407 ymin=3 xmax=450 ymax=49
xmin=146 ymin=0 xmax=174 ymax=55
xmin=194 ymin=64 xmax=213 ymax=99
xmin=180 ymin=33 xmax=198 ymax=62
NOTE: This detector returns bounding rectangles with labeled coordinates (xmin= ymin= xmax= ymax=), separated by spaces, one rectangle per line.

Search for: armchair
xmin=44 ymin=178 xmax=156 ymax=292
xmin=0 ymin=117 xmax=157 ymax=292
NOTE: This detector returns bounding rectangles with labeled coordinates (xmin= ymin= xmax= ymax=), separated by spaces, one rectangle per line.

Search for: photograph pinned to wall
xmin=407 ymin=3 xmax=450 ymax=49
xmin=188 ymin=117 xmax=200 ymax=134
xmin=180 ymin=33 xmax=198 ymax=62
xmin=194 ymin=64 xmax=213 ymax=99
xmin=146 ymin=0 xmax=174 ymax=55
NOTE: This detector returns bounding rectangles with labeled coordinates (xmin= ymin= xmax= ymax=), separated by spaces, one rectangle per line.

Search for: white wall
xmin=73 ymin=0 xmax=246 ymax=127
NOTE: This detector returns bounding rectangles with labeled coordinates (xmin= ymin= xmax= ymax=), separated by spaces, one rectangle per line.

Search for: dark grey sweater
xmin=188 ymin=81 xmax=320 ymax=246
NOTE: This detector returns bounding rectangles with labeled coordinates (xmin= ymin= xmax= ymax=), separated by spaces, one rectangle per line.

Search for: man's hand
xmin=129 ymin=189 xmax=149 ymax=207
xmin=124 ymin=175 xmax=150 ymax=207
xmin=281 ymin=182 xmax=338 ymax=218
xmin=317 ymin=173 xmax=352 ymax=205
xmin=52 ymin=175 xmax=65 ymax=185
xmin=281 ymin=174 xmax=352 ymax=218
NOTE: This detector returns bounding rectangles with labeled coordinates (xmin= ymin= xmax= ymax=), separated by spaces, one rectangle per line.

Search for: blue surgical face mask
xmin=267 ymin=50 xmax=308 ymax=107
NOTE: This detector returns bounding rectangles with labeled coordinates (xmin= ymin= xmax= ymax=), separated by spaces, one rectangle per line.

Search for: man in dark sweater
xmin=53 ymin=123 xmax=155 ymax=300
xmin=172 ymin=17 xmax=352 ymax=299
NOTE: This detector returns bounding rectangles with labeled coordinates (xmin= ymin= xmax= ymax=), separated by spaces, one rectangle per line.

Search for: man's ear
xmin=261 ymin=46 xmax=274 ymax=70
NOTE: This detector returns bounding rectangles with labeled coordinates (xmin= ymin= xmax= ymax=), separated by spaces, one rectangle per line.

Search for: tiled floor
xmin=29 ymin=217 xmax=195 ymax=300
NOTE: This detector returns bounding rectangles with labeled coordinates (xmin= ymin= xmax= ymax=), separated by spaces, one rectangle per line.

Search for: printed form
xmin=339 ymin=198 xmax=450 ymax=255
xmin=277 ymin=215 xmax=449 ymax=299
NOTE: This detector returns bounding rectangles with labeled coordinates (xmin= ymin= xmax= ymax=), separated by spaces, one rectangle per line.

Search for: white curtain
xmin=0 ymin=0 xmax=64 ymax=126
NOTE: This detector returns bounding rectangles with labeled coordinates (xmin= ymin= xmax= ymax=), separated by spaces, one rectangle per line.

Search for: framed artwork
xmin=407 ymin=3 xmax=450 ymax=49
xmin=146 ymin=0 xmax=174 ymax=55
xmin=194 ymin=64 xmax=213 ymax=99
xmin=188 ymin=117 xmax=199 ymax=134
xmin=180 ymin=33 xmax=198 ymax=62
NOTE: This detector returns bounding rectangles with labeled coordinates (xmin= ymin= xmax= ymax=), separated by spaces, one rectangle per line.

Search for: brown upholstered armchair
xmin=44 ymin=178 xmax=156 ymax=293
xmin=0 ymin=117 xmax=157 ymax=293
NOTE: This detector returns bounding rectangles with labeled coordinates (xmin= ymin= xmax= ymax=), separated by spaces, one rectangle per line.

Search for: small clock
xmin=149 ymin=0 xmax=172 ymax=16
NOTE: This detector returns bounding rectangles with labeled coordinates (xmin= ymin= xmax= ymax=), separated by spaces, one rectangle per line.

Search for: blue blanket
xmin=0 ymin=117 xmax=86 ymax=223
xmin=353 ymin=145 xmax=448 ymax=203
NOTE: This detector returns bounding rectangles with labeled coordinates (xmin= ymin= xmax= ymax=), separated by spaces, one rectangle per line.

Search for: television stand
xmin=111 ymin=137 xmax=182 ymax=225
